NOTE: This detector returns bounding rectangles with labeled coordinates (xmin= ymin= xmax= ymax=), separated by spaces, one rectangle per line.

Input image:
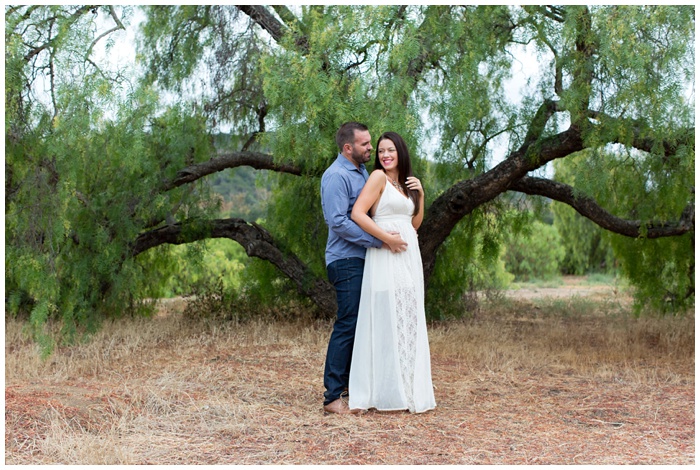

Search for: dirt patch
xmin=5 ymin=383 xmax=117 ymax=441
xmin=5 ymin=358 xmax=693 ymax=464
xmin=5 ymin=279 xmax=694 ymax=464
xmin=504 ymin=276 xmax=626 ymax=301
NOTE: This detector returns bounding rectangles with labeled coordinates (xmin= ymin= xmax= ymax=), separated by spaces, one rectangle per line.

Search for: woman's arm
xmin=353 ymin=170 xmax=409 ymax=253
xmin=351 ymin=170 xmax=391 ymax=242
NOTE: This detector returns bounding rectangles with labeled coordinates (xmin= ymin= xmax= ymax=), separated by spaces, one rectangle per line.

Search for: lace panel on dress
xmin=394 ymin=256 xmax=418 ymax=412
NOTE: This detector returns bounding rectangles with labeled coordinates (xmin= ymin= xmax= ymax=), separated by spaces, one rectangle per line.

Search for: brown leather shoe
xmin=323 ymin=398 xmax=351 ymax=415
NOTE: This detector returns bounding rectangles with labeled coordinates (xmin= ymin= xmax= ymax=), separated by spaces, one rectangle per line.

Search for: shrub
xmin=504 ymin=219 xmax=565 ymax=281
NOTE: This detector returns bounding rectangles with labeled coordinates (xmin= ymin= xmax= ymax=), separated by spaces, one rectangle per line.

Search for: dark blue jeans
xmin=323 ymin=257 xmax=365 ymax=405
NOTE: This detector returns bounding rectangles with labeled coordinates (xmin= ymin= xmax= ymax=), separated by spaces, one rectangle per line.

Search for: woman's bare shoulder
xmin=360 ymin=169 xmax=386 ymax=197
xmin=368 ymin=169 xmax=387 ymax=182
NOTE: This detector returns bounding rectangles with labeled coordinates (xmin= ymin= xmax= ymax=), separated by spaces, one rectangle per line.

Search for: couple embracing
xmin=321 ymin=122 xmax=436 ymax=415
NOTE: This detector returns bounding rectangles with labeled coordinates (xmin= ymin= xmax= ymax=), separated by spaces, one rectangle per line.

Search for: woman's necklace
xmin=390 ymin=177 xmax=402 ymax=192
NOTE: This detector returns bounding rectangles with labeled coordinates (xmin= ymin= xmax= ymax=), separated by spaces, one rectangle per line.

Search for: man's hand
xmin=382 ymin=231 xmax=408 ymax=253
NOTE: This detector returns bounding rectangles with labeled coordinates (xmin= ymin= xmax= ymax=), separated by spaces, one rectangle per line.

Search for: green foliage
xmin=140 ymin=6 xmax=212 ymax=89
xmin=553 ymin=157 xmax=616 ymax=275
xmin=263 ymin=174 xmax=327 ymax=277
xmin=158 ymin=239 xmax=247 ymax=298
xmin=140 ymin=5 xmax=269 ymax=139
xmin=427 ymin=6 xmax=517 ymax=170
xmin=554 ymin=205 xmax=616 ymax=275
xmin=208 ymin=165 xmax=271 ymax=221
xmin=550 ymin=145 xmax=693 ymax=313
xmin=182 ymin=277 xmax=243 ymax=323
xmin=591 ymin=5 xmax=694 ymax=125
xmin=553 ymin=143 xmax=693 ymax=314
xmin=5 ymin=6 xmax=219 ymax=349
xmin=504 ymin=217 xmax=566 ymax=282
xmin=228 ymin=171 xmax=329 ymax=313
xmin=259 ymin=5 xmax=422 ymax=171
xmin=426 ymin=205 xmax=514 ymax=320
xmin=236 ymin=258 xmax=316 ymax=320
xmin=5 ymin=4 xmax=694 ymax=349
xmin=609 ymin=233 xmax=694 ymax=315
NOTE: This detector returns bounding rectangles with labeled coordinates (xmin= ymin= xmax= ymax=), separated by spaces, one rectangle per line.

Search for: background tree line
xmin=5 ymin=5 xmax=694 ymax=350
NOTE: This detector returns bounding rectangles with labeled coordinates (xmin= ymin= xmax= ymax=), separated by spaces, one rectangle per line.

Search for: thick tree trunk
xmin=418 ymin=127 xmax=585 ymax=282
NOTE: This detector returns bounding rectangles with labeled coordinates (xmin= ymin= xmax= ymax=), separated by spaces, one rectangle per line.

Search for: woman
xmin=348 ymin=131 xmax=436 ymax=414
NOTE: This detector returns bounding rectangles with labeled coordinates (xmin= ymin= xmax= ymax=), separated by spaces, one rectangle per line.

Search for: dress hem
xmin=351 ymin=406 xmax=436 ymax=414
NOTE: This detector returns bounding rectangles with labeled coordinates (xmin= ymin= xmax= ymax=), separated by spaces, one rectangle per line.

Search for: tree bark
xmin=510 ymin=177 xmax=694 ymax=238
xmin=418 ymin=126 xmax=585 ymax=281
xmin=236 ymin=5 xmax=285 ymax=43
xmin=160 ymin=150 xmax=304 ymax=192
xmin=132 ymin=218 xmax=336 ymax=318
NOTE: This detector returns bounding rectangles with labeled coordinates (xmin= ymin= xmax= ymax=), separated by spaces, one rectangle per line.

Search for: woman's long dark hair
xmin=374 ymin=132 xmax=419 ymax=216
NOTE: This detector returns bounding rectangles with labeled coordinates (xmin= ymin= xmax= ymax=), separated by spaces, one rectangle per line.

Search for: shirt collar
xmin=337 ymin=153 xmax=365 ymax=173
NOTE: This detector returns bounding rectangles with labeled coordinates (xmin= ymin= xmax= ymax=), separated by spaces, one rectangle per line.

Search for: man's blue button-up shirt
xmin=321 ymin=154 xmax=383 ymax=266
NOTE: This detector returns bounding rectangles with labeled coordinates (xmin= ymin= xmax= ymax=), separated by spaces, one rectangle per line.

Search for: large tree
xmin=5 ymin=6 xmax=694 ymax=339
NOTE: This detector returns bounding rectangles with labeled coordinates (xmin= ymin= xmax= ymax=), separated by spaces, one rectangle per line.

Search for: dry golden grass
xmin=5 ymin=285 xmax=695 ymax=464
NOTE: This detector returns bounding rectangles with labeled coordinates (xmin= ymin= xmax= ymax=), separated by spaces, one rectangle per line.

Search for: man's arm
xmin=321 ymin=172 xmax=383 ymax=249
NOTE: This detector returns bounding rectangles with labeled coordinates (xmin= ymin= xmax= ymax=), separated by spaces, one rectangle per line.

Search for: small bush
xmin=504 ymin=220 xmax=565 ymax=281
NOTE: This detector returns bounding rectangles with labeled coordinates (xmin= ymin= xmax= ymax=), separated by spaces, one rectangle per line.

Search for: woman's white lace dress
xmin=349 ymin=179 xmax=436 ymax=413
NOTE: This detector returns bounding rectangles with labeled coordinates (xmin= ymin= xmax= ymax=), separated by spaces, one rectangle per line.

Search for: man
xmin=320 ymin=122 xmax=407 ymax=414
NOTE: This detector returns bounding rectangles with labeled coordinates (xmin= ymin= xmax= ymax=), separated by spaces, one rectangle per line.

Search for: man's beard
xmin=351 ymin=146 xmax=370 ymax=165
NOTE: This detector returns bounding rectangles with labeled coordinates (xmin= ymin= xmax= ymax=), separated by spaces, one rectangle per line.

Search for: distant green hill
xmin=208 ymin=165 xmax=271 ymax=221
xmin=208 ymin=133 xmax=272 ymax=221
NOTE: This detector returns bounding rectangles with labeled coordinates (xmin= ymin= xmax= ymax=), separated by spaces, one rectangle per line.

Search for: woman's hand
xmin=407 ymin=176 xmax=425 ymax=230
xmin=406 ymin=176 xmax=423 ymax=196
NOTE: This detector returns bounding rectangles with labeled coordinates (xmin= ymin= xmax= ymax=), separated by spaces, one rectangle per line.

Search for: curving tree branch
xmin=23 ymin=5 xmax=98 ymax=62
xmin=509 ymin=176 xmax=694 ymax=238
xmin=132 ymin=217 xmax=336 ymax=317
xmin=159 ymin=150 xmax=305 ymax=192
xmin=418 ymin=125 xmax=584 ymax=279
xmin=85 ymin=6 xmax=125 ymax=59
xmin=236 ymin=5 xmax=285 ymax=42
xmin=588 ymin=110 xmax=695 ymax=160
xmin=237 ymin=4 xmax=309 ymax=52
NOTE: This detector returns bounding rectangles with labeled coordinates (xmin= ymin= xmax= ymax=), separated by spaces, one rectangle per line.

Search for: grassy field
xmin=4 ymin=277 xmax=695 ymax=464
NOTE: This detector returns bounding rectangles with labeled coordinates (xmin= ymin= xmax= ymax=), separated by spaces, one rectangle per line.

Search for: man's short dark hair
xmin=335 ymin=122 xmax=368 ymax=152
